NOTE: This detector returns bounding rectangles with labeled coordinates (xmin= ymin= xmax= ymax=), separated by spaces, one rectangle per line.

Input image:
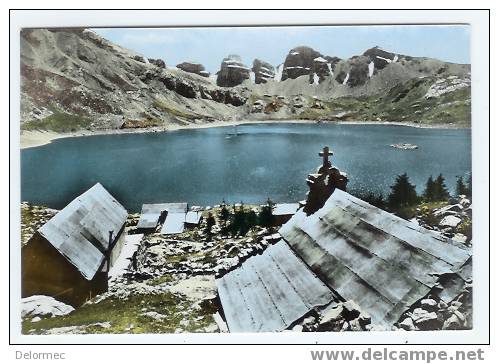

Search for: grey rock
xmin=399 ymin=317 xmax=416 ymax=331
xmin=439 ymin=215 xmax=462 ymax=228
xmin=216 ymin=55 xmax=250 ymax=87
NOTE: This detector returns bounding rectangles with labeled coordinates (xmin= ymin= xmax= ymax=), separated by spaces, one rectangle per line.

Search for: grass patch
xmin=21 ymin=110 xmax=92 ymax=132
xmin=153 ymin=100 xmax=200 ymax=121
xmin=22 ymin=292 xmax=217 ymax=335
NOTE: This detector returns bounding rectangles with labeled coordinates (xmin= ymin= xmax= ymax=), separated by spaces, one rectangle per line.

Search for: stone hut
xmin=22 ymin=183 xmax=128 ymax=306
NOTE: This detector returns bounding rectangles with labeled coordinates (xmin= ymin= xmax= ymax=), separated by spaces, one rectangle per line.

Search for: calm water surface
xmin=21 ymin=123 xmax=471 ymax=212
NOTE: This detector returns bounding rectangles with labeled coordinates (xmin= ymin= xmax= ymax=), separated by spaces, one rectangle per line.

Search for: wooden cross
xmin=319 ymin=146 xmax=333 ymax=169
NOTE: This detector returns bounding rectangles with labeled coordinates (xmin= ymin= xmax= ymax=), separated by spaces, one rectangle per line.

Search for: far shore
xmin=20 ymin=119 xmax=470 ymax=149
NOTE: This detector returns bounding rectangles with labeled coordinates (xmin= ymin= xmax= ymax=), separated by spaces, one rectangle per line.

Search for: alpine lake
xmin=21 ymin=122 xmax=471 ymax=212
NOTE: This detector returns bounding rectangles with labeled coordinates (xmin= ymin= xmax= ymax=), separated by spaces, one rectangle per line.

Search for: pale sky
xmin=93 ymin=25 xmax=470 ymax=74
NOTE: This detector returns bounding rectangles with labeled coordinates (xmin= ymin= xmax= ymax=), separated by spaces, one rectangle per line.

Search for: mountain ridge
xmin=20 ymin=28 xmax=471 ymax=134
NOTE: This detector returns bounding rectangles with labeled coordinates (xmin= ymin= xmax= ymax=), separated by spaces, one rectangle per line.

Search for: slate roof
xmin=38 ymin=183 xmax=128 ymax=280
xmin=279 ymin=189 xmax=471 ymax=326
xmin=216 ymin=240 xmax=337 ymax=332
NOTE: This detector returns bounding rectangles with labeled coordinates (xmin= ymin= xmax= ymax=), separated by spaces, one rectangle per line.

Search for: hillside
xmin=20 ymin=28 xmax=471 ymax=136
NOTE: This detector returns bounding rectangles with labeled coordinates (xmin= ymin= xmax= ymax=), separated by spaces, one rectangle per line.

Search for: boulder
xmin=452 ymin=233 xmax=468 ymax=244
xmin=434 ymin=204 xmax=463 ymax=217
xmin=252 ymin=59 xmax=275 ymax=84
xmin=216 ymin=55 xmax=250 ymax=87
xmin=21 ymin=295 xmax=75 ymax=318
xmin=177 ymin=62 xmax=210 ymax=77
xmin=439 ymin=215 xmax=462 ymax=228
xmin=399 ymin=317 xmax=416 ymax=331
xmin=318 ymin=305 xmax=343 ymax=330
xmin=148 ymin=58 xmax=166 ymax=68
xmin=342 ymin=300 xmax=362 ymax=321
xmin=302 ymin=316 xmax=319 ymax=332
xmin=410 ymin=308 xmax=439 ymax=330
xmin=420 ymin=298 xmax=438 ymax=311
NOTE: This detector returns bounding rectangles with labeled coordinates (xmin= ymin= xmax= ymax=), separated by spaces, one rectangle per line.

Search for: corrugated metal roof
xmin=160 ymin=212 xmax=186 ymax=235
xmin=217 ymin=240 xmax=336 ymax=332
xmin=185 ymin=211 xmax=202 ymax=225
xmin=38 ymin=183 xmax=128 ymax=280
xmin=137 ymin=203 xmax=187 ymax=230
xmin=279 ymin=189 xmax=471 ymax=326
xmin=273 ymin=203 xmax=300 ymax=216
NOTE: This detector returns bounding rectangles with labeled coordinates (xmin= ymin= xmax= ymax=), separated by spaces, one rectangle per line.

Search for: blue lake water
xmin=21 ymin=123 xmax=471 ymax=212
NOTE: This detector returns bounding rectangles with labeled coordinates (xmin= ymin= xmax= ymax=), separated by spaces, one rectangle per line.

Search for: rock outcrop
xmin=282 ymin=46 xmax=323 ymax=81
xmin=363 ymin=46 xmax=399 ymax=70
xmin=216 ymin=55 xmax=250 ymax=87
xmin=177 ymin=62 xmax=210 ymax=77
xmin=148 ymin=58 xmax=166 ymax=68
xmin=252 ymin=59 xmax=275 ymax=84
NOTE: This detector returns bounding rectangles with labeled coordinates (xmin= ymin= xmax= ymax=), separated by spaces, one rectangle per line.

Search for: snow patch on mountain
xmin=368 ymin=62 xmax=374 ymax=78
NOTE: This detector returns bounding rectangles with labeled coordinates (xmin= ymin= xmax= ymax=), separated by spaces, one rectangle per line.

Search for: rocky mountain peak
xmin=282 ymin=46 xmax=323 ymax=81
xmin=216 ymin=55 xmax=250 ymax=87
xmin=252 ymin=59 xmax=275 ymax=84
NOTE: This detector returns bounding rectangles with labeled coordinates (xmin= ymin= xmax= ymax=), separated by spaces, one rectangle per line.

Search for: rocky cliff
xmin=20 ymin=28 xmax=472 ymax=134
xmin=20 ymin=28 xmax=251 ymax=132
xmin=216 ymin=55 xmax=250 ymax=87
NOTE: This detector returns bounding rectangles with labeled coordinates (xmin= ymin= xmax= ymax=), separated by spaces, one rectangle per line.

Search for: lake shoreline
xmin=20 ymin=119 xmax=470 ymax=149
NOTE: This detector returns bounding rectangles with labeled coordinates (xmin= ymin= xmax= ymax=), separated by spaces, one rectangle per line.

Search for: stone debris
xmin=397 ymin=289 xmax=472 ymax=331
xmin=415 ymin=195 xmax=472 ymax=243
xmin=291 ymin=300 xmax=373 ymax=333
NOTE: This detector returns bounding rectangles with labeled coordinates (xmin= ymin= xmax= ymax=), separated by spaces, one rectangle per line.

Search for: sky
xmin=93 ymin=25 xmax=470 ymax=74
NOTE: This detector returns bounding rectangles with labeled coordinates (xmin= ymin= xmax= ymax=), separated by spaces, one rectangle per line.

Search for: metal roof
xmin=136 ymin=203 xmax=187 ymax=230
xmin=38 ymin=183 xmax=128 ymax=280
xmin=279 ymin=189 xmax=471 ymax=326
xmin=185 ymin=211 xmax=202 ymax=225
xmin=217 ymin=240 xmax=336 ymax=332
xmin=273 ymin=203 xmax=300 ymax=216
xmin=160 ymin=212 xmax=186 ymax=235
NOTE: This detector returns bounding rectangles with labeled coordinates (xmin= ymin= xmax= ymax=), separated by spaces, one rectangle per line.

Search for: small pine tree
xmin=245 ymin=209 xmax=258 ymax=231
xmin=423 ymin=176 xmax=436 ymax=201
xmin=455 ymin=176 xmax=468 ymax=196
xmin=434 ymin=174 xmax=450 ymax=201
xmin=258 ymin=198 xmax=275 ymax=227
xmin=231 ymin=204 xmax=247 ymax=236
xmin=218 ymin=201 xmax=230 ymax=235
xmin=204 ymin=212 xmax=216 ymax=241
xmin=387 ymin=173 xmax=419 ymax=209
xmin=466 ymin=174 xmax=472 ymax=197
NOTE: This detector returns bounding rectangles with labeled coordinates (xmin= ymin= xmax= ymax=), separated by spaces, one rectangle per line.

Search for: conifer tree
xmin=204 ymin=212 xmax=216 ymax=241
xmin=423 ymin=176 xmax=436 ymax=201
xmin=434 ymin=174 xmax=450 ymax=201
xmin=455 ymin=176 xmax=468 ymax=196
xmin=466 ymin=174 xmax=472 ymax=197
xmin=387 ymin=173 xmax=418 ymax=208
xmin=258 ymin=198 xmax=275 ymax=227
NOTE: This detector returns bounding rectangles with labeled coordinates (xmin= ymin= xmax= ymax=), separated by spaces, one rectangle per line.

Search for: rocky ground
xmin=21 ymin=205 xmax=281 ymax=334
xmin=413 ymin=194 xmax=472 ymax=245
xmin=20 ymin=202 xmax=57 ymax=245
xmin=21 ymin=195 xmax=472 ymax=334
